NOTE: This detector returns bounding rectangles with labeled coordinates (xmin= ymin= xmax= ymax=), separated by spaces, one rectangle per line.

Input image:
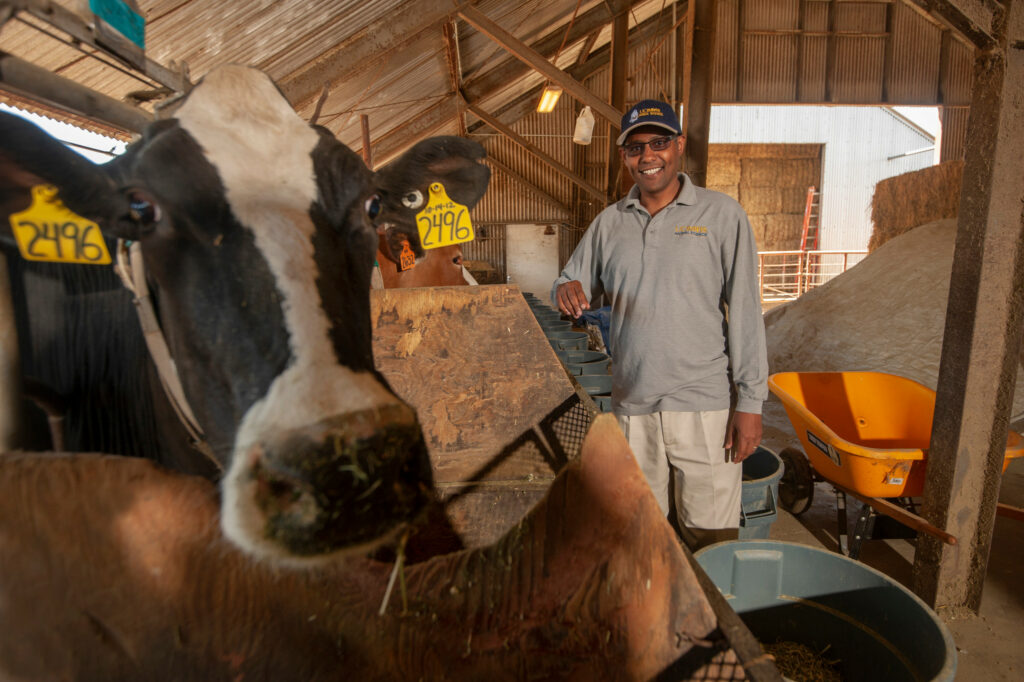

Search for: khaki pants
xmin=616 ymin=409 xmax=741 ymax=530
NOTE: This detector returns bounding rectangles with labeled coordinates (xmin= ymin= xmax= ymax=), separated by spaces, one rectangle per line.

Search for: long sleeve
xmin=550 ymin=216 xmax=606 ymax=310
xmin=722 ymin=211 xmax=769 ymax=414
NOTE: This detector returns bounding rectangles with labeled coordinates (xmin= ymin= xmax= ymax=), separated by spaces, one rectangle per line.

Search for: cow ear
xmin=0 ymin=111 xmax=120 ymax=228
xmin=377 ymin=136 xmax=491 ymax=209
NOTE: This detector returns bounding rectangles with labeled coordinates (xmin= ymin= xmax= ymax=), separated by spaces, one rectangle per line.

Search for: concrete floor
xmin=759 ymin=403 xmax=1024 ymax=681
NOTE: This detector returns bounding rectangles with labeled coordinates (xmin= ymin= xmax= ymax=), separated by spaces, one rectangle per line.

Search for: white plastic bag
xmin=573 ymin=106 xmax=594 ymax=145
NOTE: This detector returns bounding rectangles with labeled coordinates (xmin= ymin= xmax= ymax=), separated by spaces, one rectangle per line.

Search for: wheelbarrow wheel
xmin=779 ymin=447 xmax=814 ymax=516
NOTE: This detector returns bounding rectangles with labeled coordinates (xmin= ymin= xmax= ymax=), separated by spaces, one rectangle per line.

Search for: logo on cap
xmin=629 ymin=110 xmax=639 ymax=123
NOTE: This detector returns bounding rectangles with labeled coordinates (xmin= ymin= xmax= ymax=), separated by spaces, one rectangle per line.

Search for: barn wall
xmin=506 ymin=224 xmax=561 ymax=299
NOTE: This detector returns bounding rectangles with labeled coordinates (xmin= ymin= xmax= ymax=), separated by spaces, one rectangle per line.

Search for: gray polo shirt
xmin=552 ymin=174 xmax=768 ymax=415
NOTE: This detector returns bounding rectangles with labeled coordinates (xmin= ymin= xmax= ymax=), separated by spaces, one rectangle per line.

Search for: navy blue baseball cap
xmin=616 ymin=99 xmax=682 ymax=146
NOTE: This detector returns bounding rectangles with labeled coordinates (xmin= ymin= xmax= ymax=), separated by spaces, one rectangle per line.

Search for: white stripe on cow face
xmin=173 ymin=66 xmax=399 ymax=511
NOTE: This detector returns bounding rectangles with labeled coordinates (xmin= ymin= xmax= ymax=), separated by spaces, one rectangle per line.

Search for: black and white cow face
xmin=0 ymin=65 xmax=457 ymax=562
xmin=373 ymin=136 xmax=490 ymax=264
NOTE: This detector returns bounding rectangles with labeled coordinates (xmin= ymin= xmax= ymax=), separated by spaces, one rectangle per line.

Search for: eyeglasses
xmin=622 ymin=135 xmax=677 ymax=157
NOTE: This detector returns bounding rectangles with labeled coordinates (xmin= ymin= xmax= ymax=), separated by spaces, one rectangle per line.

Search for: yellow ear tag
xmin=415 ymin=182 xmax=474 ymax=250
xmin=9 ymin=184 xmax=112 ymax=265
xmin=399 ymin=239 xmax=416 ymax=271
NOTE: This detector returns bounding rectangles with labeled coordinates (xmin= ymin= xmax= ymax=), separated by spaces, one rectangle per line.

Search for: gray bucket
xmin=533 ymin=309 xmax=562 ymax=321
xmin=546 ymin=331 xmax=588 ymax=351
xmin=571 ymin=361 xmax=610 ymax=376
xmin=695 ymin=540 xmax=957 ymax=682
xmin=575 ymin=374 xmax=612 ymax=396
xmin=739 ymin=446 xmax=783 ymax=539
xmin=539 ymin=320 xmax=572 ymax=333
xmin=562 ymin=349 xmax=610 ymax=365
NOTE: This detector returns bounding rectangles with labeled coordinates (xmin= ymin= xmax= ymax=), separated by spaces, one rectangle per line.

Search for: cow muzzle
xmin=222 ymin=403 xmax=434 ymax=561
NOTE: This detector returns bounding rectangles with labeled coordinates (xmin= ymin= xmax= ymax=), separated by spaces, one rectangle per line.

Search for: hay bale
xmin=708 ymin=184 xmax=740 ymax=202
xmin=868 ymin=160 xmax=963 ymax=251
xmin=739 ymin=186 xmax=784 ymax=215
xmin=764 ymin=214 xmax=805 ymax=250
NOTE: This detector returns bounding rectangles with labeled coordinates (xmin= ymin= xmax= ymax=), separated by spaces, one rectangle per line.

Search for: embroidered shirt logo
xmin=675 ymin=225 xmax=708 ymax=237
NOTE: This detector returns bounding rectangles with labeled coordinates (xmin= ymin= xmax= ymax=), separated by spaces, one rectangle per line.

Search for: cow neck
xmin=114 ymin=239 xmax=222 ymax=472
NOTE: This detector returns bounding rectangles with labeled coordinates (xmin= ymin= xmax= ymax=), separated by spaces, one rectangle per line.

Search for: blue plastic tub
xmin=695 ymin=541 xmax=956 ymax=682
xmin=739 ymin=446 xmax=783 ymax=539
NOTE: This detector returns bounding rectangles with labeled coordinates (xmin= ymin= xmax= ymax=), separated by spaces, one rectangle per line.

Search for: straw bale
xmin=764 ymin=214 xmax=804 ymax=250
xmin=868 ymin=160 xmax=963 ymax=251
xmin=739 ymin=186 xmax=784 ymax=215
xmin=707 ymin=184 xmax=740 ymax=202
xmin=715 ymin=143 xmax=820 ymax=159
xmin=741 ymin=158 xmax=819 ymax=188
xmin=707 ymin=155 xmax=742 ymax=186
xmin=782 ymin=186 xmax=812 ymax=214
xmin=747 ymin=214 xmax=769 ymax=248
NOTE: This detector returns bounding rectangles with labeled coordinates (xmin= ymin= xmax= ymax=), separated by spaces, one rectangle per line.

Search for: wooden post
xmin=682 ymin=0 xmax=716 ymax=188
xmin=606 ymin=8 xmax=628 ymax=200
xmin=0 ymin=51 xmax=151 ymax=133
xmin=911 ymin=0 xmax=1024 ymax=613
xmin=361 ymin=115 xmax=373 ymax=170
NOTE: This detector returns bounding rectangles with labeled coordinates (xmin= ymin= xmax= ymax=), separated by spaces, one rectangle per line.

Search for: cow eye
xmin=127 ymin=191 xmax=161 ymax=229
xmin=401 ymin=190 xmax=424 ymax=209
xmin=364 ymin=194 xmax=381 ymax=219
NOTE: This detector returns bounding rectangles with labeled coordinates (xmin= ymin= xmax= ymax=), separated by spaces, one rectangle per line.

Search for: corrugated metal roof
xmin=0 ymin=0 xmax=980 ymax=228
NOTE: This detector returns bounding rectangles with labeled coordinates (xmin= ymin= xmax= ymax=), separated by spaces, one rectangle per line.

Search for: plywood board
xmin=371 ymin=284 xmax=579 ymax=485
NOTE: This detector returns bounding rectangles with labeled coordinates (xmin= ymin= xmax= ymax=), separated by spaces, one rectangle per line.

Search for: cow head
xmin=0 ymin=65 xmax=463 ymax=562
xmin=372 ymin=137 xmax=489 ymax=287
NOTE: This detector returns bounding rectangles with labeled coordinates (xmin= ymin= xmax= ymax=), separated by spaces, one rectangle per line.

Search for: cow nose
xmin=229 ymin=404 xmax=434 ymax=559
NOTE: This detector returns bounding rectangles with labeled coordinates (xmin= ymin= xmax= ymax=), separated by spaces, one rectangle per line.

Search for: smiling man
xmin=552 ymin=99 xmax=768 ymax=550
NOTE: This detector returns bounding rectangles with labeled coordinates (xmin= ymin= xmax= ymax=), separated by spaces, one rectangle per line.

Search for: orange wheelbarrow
xmin=768 ymin=371 xmax=1024 ymax=558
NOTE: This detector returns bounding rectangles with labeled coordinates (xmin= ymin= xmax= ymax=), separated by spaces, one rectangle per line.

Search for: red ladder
xmin=799 ymin=186 xmax=820 ymax=251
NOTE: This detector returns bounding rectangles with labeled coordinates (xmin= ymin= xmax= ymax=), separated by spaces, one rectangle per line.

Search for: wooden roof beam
xmin=277 ymin=0 xmax=454 ymax=111
xmin=466 ymin=8 xmax=677 ymax=136
xmin=372 ymin=95 xmax=461 ymax=168
xmin=0 ymin=51 xmax=152 ymax=133
xmin=467 ymin=101 xmax=605 ymax=201
xmin=443 ymin=19 xmax=467 ymax=137
xmin=461 ymin=0 xmax=629 ymax=103
xmin=376 ymin=5 xmax=676 ymax=166
xmin=903 ymin=0 xmax=998 ymax=49
xmin=457 ymin=5 xmax=622 ymax=128
xmin=9 ymin=0 xmax=190 ymax=93
xmin=484 ymin=156 xmax=569 ymax=214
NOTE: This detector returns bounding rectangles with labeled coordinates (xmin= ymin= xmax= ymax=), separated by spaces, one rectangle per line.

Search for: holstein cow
xmin=0 ymin=64 xmax=486 ymax=562
xmin=372 ymin=136 xmax=486 ymax=288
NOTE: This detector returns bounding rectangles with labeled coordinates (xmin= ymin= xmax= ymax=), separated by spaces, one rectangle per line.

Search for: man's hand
xmin=724 ymin=411 xmax=762 ymax=463
xmin=555 ymin=280 xmax=591 ymax=319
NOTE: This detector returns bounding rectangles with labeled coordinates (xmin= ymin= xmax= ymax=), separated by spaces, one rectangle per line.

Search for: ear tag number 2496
xmin=10 ymin=184 xmax=112 ymax=265
xmin=415 ymin=182 xmax=474 ymax=250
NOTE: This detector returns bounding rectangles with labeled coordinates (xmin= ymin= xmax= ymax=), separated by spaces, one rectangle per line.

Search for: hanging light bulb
xmin=536 ymin=84 xmax=563 ymax=113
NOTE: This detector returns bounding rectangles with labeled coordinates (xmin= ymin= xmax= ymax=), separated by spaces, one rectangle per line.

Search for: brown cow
xmin=375 ymin=243 xmax=474 ymax=288
xmin=0 ymin=416 xmax=729 ymax=681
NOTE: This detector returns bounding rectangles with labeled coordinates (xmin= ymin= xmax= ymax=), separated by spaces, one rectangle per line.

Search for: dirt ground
xmin=760 ymin=402 xmax=1024 ymax=682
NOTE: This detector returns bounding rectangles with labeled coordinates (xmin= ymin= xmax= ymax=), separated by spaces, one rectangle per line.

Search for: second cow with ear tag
xmin=370 ymin=136 xmax=490 ymax=288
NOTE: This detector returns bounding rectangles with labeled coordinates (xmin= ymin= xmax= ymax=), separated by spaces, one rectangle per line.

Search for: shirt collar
xmin=623 ymin=173 xmax=698 ymax=213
